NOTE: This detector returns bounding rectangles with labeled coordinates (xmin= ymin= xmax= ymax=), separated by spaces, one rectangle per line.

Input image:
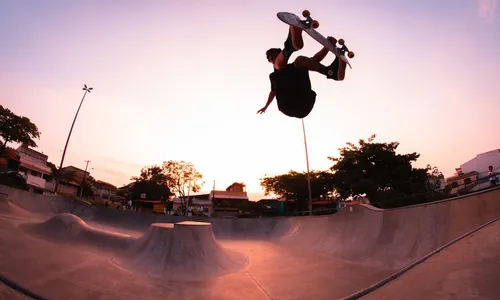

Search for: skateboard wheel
xmin=302 ymin=10 xmax=310 ymax=17
xmin=338 ymin=39 xmax=345 ymax=45
xmin=348 ymin=51 xmax=355 ymax=58
xmin=311 ymin=20 xmax=319 ymax=28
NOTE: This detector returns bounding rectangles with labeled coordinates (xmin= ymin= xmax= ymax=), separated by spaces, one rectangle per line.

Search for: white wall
xmin=25 ymin=173 xmax=46 ymax=189
xmin=461 ymin=149 xmax=500 ymax=178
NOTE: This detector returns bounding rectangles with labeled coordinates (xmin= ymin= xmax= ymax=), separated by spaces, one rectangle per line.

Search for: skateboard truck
xmin=301 ymin=10 xmax=320 ymax=29
xmin=302 ymin=10 xmax=355 ymax=59
xmin=338 ymin=39 xmax=355 ymax=59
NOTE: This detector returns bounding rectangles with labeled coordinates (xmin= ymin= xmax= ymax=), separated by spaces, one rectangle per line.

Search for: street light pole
xmin=302 ymin=119 xmax=313 ymax=216
xmin=54 ymin=84 xmax=93 ymax=194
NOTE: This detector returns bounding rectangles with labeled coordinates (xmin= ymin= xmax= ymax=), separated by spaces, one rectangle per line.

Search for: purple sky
xmin=1 ymin=0 xmax=499 ymax=199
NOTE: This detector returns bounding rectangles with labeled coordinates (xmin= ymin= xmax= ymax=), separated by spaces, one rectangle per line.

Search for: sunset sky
xmin=1 ymin=0 xmax=499 ymax=200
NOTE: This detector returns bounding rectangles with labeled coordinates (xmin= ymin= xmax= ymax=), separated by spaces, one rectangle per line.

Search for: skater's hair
xmin=266 ymin=48 xmax=281 ymax=59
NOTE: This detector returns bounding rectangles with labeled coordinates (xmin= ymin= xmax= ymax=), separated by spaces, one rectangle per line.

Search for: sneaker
xmin=325 ymin=58 xmax=340 ymax=80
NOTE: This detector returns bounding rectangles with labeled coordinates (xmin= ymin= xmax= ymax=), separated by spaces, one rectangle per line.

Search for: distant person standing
xmin=488 ymin=165 xmax=497 ymax=187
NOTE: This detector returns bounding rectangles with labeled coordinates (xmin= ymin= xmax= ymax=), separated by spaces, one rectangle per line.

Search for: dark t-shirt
xmin=268 ymin=64 xmax=316 ymax=118
xmin=269 ymin=64 xmax=312 ymax=99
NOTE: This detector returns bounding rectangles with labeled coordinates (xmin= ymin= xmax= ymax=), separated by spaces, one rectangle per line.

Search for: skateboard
xmin=277 ymin=10 xmax=354 ymax=69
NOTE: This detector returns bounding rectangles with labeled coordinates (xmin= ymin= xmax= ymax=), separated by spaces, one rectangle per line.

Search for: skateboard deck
xmin=277 ymin=11 xmax=354 ymax=69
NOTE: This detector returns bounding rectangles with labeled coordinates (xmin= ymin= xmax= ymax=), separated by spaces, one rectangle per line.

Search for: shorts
xmin=275 ymin=64 xmax=317 ymax=118
xmin=278 ymin=91 xmax=317 ymax=119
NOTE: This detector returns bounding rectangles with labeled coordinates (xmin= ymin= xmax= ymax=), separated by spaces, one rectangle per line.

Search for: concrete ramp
xmin=120 ymin=221 xmax=249 ymax=281
xmin=209 ymin=217 xmax=297 ymax=240
xmin=20 ymin=213 xmax=136 ymax=253
xmin=0 ymin=197 xmax=33 ymax=219
xmin=364 ymin=216 xmax=500 ymax=299
xmin=279 ymin=187 xmax=500 ymax=270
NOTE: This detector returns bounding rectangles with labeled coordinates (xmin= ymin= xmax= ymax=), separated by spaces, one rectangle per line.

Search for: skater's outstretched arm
xmin=257 ymin=90 xmax=275 ymax=114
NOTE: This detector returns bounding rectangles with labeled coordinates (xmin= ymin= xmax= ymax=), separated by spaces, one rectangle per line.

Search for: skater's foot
xmin=324 ymin=56 xmax=346 ymax=81
xmin=325 ymin=58 xmax=340 ymax=80
xmin=283 ymin=25 xmax=304 ymax=58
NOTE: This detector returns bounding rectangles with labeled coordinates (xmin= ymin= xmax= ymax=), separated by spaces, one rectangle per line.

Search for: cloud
xmin=477 ymin=0 xmax=497 ymax=23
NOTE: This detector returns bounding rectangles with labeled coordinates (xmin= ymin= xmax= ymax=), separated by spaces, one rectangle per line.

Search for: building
xmin=15 ymin=145 xmax=52 ymax=192
xmin=172 ymin=194 xmax=211 ymax=214
xmin=212 ymin=184 xmax=250 ymax=215
xmin=0 ymin=147 xmax=21 ymax=171
xmin=173 ymin=182 xmax=250 ymax=215
xmin=51 ymin=165 xmax=91 ymax=196
xmin=0 ymin=145 xmax=87 ymax=195
xmin=459 ymin=149 xmax=500 ymax=183
xmin=258 ymin=198 xmax=286 ymax=215
xmin=93 ymin=180 xmax=118 ymax=200
xmin=446 ymin=149 xmax=500 ymax=195
xmin=226 ymin=182 xmax=246 ymax=193
xmin=445 ymin=171 xmax=479 ymax=196
xmin=60 ymin=166 xmax=89 ymax=184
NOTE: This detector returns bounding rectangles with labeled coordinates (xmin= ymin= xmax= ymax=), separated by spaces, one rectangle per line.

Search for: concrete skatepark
xmin=1 ymin=184 xmax=500 ymax=300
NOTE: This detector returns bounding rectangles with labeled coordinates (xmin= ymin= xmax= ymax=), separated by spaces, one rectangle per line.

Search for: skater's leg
xmin=294 ymin=56 xmax=328 ymax=74
xmin=336 ymin=57 xmax=347 ymax=80
xmin=312 ymin=47 xmax=329 ymax=63
xmin=294 ymin=56 xmax=346 ymax=81
xmin=273 ymin=52 xmax=288 ymax=70
xmin=290 ymin=25 xmax=304 ymax=50
xmin=312 ymin=37 xmax=337 ymax=63
xmin=274 ymin=25 xmax=305 ymax=70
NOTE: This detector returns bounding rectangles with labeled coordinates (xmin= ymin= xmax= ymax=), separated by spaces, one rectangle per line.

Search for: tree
xmin=260 ymin=170 xmax=336 ymax=212
xmin=328 ymin=134 xmax=444 ymax=208
xmin=0 ymin=105 xmax=41 ymax=154
xmin=46 ymin=161 xmax=59 ymax=181
xmin=130 ymin=165 xmax=172 ymax=201
xmin=162 ymin=160 xmax=204 ymax=213
xmin=116 ymin=187 xmax=127 ymax=198
xmin=80 ymin=182 xmax=94 ymax=198
xmin=426 ymin=164 xmax=450 ymax=199
xmin=131 ymin=165 xmax=168 ymax=186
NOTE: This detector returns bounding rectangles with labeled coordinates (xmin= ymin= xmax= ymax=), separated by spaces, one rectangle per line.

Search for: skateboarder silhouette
xmin=257 ymin=25 xmax=348 ymax=119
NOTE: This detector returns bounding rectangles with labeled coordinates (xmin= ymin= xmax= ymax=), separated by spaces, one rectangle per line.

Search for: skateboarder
xmin=257 ymin=25 xmax=348 ymax=119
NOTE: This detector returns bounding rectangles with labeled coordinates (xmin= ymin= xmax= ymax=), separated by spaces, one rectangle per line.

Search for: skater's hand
xmin=257 ymin=107 xmax=267 ymax=114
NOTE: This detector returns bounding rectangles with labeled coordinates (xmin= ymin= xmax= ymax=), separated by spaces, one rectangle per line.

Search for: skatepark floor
xmin=1 ymin=185 xmax=500 ymax=300
xmin=0 ymin=216 xmax=390 ymax=300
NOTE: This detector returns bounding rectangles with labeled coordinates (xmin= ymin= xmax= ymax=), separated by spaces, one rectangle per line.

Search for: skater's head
xmin=266 ymin=48 xmax=281 ymax=63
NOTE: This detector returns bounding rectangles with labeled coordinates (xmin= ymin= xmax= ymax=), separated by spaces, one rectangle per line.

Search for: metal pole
xmin=302 ymin=119 xmax=313 ymax=216
xmin=79 ymin=160 xmax=90 ymax=197
xmin=211 ymin=180 xmax=216 ymax=214
xmin=55 ymin=85 xmax=92 ymax=194
xmin=186 ymin=169 xmax=192 ymax=209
